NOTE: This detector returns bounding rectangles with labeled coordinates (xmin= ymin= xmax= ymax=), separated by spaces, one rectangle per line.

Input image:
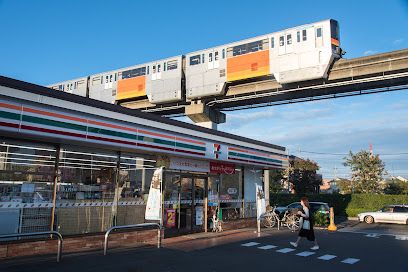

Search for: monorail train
xmin=49 ymin=19 xmax=341 ymax=105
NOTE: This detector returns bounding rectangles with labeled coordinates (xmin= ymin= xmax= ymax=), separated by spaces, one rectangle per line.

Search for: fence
xmin=0 ymin=199 xmax=258 ymax=237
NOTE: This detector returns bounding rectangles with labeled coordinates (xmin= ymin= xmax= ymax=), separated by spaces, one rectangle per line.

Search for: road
xmin=1 ymin=224 xmax=407 ymax=272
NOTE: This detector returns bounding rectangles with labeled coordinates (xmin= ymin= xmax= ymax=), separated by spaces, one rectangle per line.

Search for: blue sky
xmin=1 ymin=0 xmax=408 ymax=179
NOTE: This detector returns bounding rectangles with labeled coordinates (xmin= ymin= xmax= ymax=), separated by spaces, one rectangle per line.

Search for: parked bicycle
xmin=262 ymin=206 xmax=300 ymax=231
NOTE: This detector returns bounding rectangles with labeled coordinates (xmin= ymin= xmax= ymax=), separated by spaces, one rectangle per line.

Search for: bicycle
xmin=262 ymin=206 xmax=300 ymax=231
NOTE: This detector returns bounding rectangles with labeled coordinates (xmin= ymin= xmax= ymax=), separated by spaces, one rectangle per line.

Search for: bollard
xmin=327 ymin=207 xmax=337 ymax=231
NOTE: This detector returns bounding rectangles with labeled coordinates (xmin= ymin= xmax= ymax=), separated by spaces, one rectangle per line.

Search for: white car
xmin=357 ymin=205 xmax=408 ymax=225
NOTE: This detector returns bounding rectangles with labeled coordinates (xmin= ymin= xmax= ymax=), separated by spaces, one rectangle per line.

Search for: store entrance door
xmin=163 ymin=172 xmax=213 ymax=235
xmin=178 ymin=175 xmax=208 ymax=233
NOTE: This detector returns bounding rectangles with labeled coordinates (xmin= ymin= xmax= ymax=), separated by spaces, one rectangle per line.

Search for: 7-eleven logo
xmin=213 ymin=144 xmax=221 ymax=159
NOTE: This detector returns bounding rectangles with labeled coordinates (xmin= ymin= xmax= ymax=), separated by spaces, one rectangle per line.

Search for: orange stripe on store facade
xmin=117 ymin=76 xmax=146 ymax=100
xmin=227 ymin=50 xmax=270 ymax=81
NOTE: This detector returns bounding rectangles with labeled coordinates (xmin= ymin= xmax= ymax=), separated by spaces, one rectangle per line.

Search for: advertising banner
xmin=195 ymin=206 xmax=204 ymax=226
xmin=145 ymin=167 xmax=163 ymax=221
xmin=255 ymin=183 xmax=266 ymax=220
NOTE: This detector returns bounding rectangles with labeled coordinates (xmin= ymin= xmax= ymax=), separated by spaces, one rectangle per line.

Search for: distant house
xmin=320 ymin=178 xmax=339 ymax=194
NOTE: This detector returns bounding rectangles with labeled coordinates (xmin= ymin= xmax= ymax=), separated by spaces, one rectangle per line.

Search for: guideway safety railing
xmin=104 ymin=223 xmax=161 ymax=255
xmin=0 ymin=231 xmax=63 ymax=262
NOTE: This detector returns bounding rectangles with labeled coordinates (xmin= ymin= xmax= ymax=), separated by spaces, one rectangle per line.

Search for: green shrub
xmin=269 ymin=193 xmax=408 ymax=217
xmin=313 ymin=212 xmax=328 ymax=227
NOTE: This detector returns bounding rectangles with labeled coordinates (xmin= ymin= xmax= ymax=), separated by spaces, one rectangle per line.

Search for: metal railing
xmin=0 ymin=231 xmax=63 ymax=262
xmin=104 ymin=223 xmax=161 ymax=255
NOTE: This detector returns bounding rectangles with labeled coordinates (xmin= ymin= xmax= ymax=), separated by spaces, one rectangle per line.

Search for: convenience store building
xmin=0 ymin=76 xmax=288 ymax=235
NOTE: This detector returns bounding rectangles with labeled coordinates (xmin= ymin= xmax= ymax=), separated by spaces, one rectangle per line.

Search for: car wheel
xmin=364 ymin=216 xmax=374 ymax=224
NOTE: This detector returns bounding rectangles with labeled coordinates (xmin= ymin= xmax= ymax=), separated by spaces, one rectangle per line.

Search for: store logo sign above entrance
xmin=213 ymin=143 xmax=221 ymax=159
xmin=169 ymin=156 xmax=210 ymax=172
xmin=210 ymin=162 xmax=235 ymax=174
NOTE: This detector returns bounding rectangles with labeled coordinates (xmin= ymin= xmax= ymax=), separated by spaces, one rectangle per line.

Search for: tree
xmin=285 ymin=157 xmax=321 ymax=195
xmin=384 ymin=179 xmax=408 ymax=195
xmin=269 ymin=169 xmax=284 ymax=194
xmin=343 ymin=150 xmax=386 ymax=194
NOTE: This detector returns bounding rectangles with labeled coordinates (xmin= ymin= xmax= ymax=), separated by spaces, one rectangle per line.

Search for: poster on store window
xmin=145 ymin=167 xmax=163 ymax=221
xmin=166 ymin=209 xmax=176 ymax=228
xmin=255 ymin=183 xmax=266 ymax=220
xmin=195 ymin=206 xmax=203 ymax=225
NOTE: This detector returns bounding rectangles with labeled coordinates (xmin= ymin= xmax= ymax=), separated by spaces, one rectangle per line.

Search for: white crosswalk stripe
xmin=318 ymin=254 xmax=337 ymax=261
xmin=258 ymin=245 xmax=277 ymax=250
xmin=276 ymin=248 xmax=296 ymax=253
xmin=241 ymin=242 xmax=260 ymax=247
xmin=341 ymin=258 xmax=360 ymax=264
xmin=296 ymin=251 xmax=316 ymax=257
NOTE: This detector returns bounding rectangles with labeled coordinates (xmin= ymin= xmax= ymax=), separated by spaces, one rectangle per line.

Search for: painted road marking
xmin=258 ymin=245 xmax=277 ymax=250
xmin=276 ymin=248 xmax=296 ymax=253
xmin=241 ymin=242 xmax=260 ymax=247
xmin=296 ymin=251 xmax=316 ymax=257
xmin=365 ymin=233 xmax=380 ymax=238
xmin=341 ymin=258 xmax=360 ymax=264
xmin=395 ymin=235 xmax=408 ymax=240
xmin=318 ymin=254 xmax=337 ymax=261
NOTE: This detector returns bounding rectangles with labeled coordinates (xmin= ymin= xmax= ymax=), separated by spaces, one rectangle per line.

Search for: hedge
xmin=269 ymin=193 xmax=408 ymax=217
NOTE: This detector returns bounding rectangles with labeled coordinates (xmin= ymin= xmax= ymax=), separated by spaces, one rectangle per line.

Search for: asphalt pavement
xmin=1 ymin=224 xmax=407 ymax=272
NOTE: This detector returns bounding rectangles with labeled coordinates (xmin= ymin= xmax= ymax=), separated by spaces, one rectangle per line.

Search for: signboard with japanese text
xmin=169 ymin=157 xmax=210 ymax=172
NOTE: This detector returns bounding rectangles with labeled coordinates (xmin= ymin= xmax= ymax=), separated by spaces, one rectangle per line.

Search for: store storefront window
xmin=0 ymin=138 xmax=56 ymax=203
xmin=219 ymin=169 xmax=242 ymax=220
xmin=58 ymin=146 xmax=118 ymax=202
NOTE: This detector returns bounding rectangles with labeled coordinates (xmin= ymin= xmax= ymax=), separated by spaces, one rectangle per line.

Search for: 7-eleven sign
xmin=213 ymin=144 xmax=221 ymax=159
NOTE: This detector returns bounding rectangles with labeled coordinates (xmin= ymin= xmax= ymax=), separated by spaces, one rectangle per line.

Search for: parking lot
xmin=1 ymin=222 xmax=407 ymax=272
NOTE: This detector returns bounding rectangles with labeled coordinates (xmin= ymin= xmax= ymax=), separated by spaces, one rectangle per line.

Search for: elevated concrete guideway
xmin=122 ymin=48 xmax=408 ymax=119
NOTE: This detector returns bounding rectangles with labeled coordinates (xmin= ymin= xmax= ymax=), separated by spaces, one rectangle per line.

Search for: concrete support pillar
xmin=185 ymin=102 xmax=226 ymax=130
xmin=264 ymin=169 xmax=270 ymax=205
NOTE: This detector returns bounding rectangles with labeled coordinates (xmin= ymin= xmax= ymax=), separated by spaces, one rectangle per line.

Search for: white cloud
xmin=363 ymin=50 xmax=378 ymax=56
xmin=393 ymin=38 xmax=404 ymax=45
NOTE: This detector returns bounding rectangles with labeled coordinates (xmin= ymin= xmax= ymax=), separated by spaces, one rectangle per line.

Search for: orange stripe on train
xmin=117 ymin=76 xmax=146 ymax=100
xmin=227 ymin=50 xmax=270 ymax=81
xmin=331 ymin=38 xmax=339 ymax=46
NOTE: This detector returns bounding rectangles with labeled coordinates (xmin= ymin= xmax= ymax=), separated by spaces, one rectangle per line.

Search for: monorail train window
xmin=109 ymin=75 xmax=113 ymax=82
xmin=105 ymin=75 xmax=109 ymax=83
xmin=122 ymin=67 xmax=146 ymax=79
xmin=202 ymin=54 xmax=205 ymax=63
xmin=157 ymin=64 xmax=161 ymax=73
xmin=190 ymin=54 xmax=201 ymax=65
xmin=58 ymin=84 xmax=63 ymax=91
xmin=93 ymin=77 xmax=100 ymax=85
xmin=215 ymin=51 xmax=219 ymax=61
xmin=164 ymin=62 xmax=166 ymax=71
xmin=287 ymin=34 xmax=292 ymax=45
xmin=316 ymin=27 xmax=322 ymax=38
xmin=167 ymin=60 xmax=178 ymax=70
xmin=271 ymin=37 xmax=275 ymax=48
xmin=302 ymin=29 xmax=307 ymax=41
xmin=279 ymin=36 xmax=284 ymax=46
xmin=74 ymin=82 xmax=77 ymax=89
xmin=115 ymin=73 xmax=117 ymax=81
xmin=297 ymin=31 xmax=300 ymax=42
xmin=209 ymin=52 xmax=213 ymax=62
xmin=153 ymin=65 xmax=156 ymax=73
xmin=222 ymin=49 xmax=225 ymax=59
xmin=147 ymin=66 xmax=149 ymax=74
xmin=232 ymin=40 xmax=263 ymax=56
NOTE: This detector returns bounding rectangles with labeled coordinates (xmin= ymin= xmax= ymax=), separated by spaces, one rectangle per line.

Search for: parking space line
xmin=258 ymin=245 xmax=277 ymax=250
xmin=276 ymin=248 xmax=296 ymax=253
xmin=241 ymin=242 xmax=260 ymax=247
xmin=296 ymin=251 xmax=315 ymax=257
xmin=341 ymin=258 xmax=360 ymax=264
xmin=318 ymin=254 xmax=337 ymax=261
